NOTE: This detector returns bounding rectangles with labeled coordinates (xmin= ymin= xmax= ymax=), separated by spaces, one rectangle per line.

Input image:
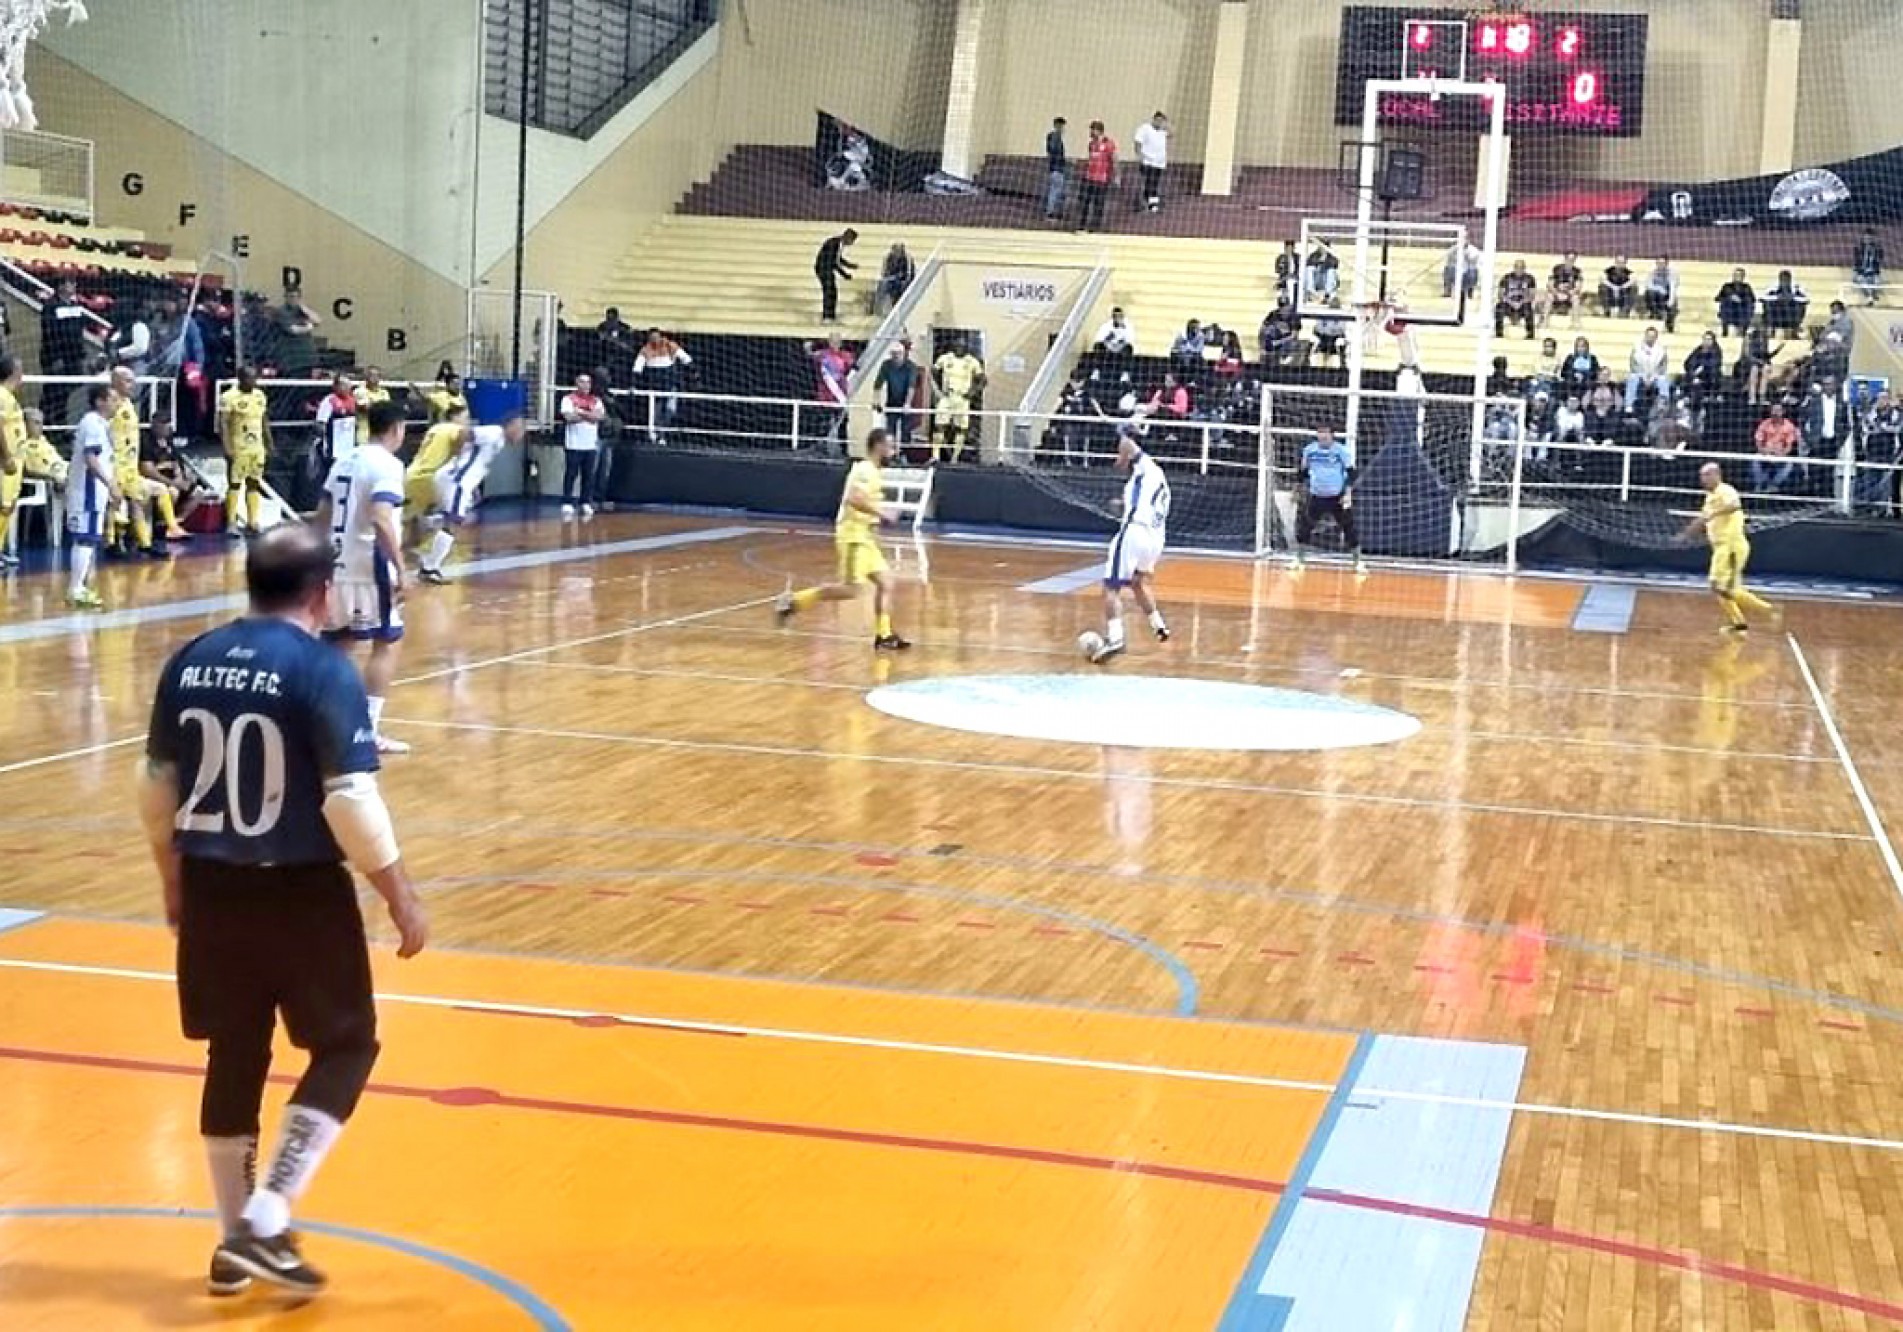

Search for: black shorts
xmin=177 ymin=858 xmax=376 ymax=1051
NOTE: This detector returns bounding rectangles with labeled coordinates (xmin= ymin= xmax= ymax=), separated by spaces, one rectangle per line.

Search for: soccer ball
xmin=1077 ymin=630 xmax=1105 ymax=660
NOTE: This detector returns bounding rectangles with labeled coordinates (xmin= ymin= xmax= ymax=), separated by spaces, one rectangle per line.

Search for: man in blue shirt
xmin=1294 ymin=423 xmax=1364 ymax=573
xmin=138 ymin=524 xmax=428 ymax=1298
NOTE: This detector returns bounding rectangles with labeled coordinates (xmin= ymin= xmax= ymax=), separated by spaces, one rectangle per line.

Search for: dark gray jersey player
xmin=137 ymin=524 xmax=428 ymax=1298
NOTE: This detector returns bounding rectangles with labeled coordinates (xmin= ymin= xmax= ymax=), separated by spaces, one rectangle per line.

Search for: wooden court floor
xmin=2 ymin=512 xmax=1902 ymax=1330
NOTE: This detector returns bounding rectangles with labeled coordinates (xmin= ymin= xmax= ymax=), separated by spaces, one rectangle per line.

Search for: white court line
xmin=688 ymin=622 xmax=1819 ymax=711
xmin=382 ymin=715 xmax=1868 ymax=843
xmin=505 ymin=659 xmax=1832 ymax=765
xmin=0 ymin=733 xmax=145 ymax=777
xmin=3 ymin=953 xmax=1900 ymax=1156
xmin=1787 ymin=632 xmax=1903 ymax=905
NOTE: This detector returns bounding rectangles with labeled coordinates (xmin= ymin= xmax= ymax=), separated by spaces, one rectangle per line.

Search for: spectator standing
xmin=1093 ymin=306 xmax=1138 ymax=359
xmin=1273 ymin=241 xmax=1300 ymax=307
xmin=595 ymin=307 xmax=635 ymax=386
xmin=1624 ymin=326 xmax=1670 ymax=410
xmin=112 ymin=301 xmax=153 ymax=380
xmin=1259 ymin=301 xmax=1302 ymax=366
xmin=874 ymin=341 xmax=923 ymax=452
xmin=1053 ymin=375 xmax=1089 ymax=465
xmin=813 ymin=229 xmax=858 ymax=322
xmin=40 ymin=276 xmax=90 ymax=423
xmin=1132 ymin=111 xmax=1170 ymax=213
xmin=1599 ymin=257 xmax=1635 ymax=317
xmin=931 ymin=337 xmax=986 ymax=465
xmin=1763 ymin=270 xmax=1809 ymax=336
xmin=1801 ymin=378 xmax=1846 ymax=459
xmin=1442 ymin=240 xmax=1480 ymax=300
xmin=1751 ymin=403 xmax=1799 ymax=492
xmin=1304 ymin=242 xmax=1340 ymax=301
xmin=273 ymin=288 xmax=320 ymax=376
xmin=877 ymin=243 xmax=915 ymax=314
xmin=311 ymin=372 xmax=360 ymax=476
xmin=425 ymin=367 xmax=467 ymax=423
xmin=558 ymin=372 xmax=608 ymax=519
xmin=1715 ymin=269 xmax=1756 ymax=337
xmin=1078 ymin=121 xmax=1117 ymax=233
xmin=1543 ymin=252 xmax=1583 ymax=327
xmin=1494 ymin=259 xmax=1537 ymax=339
xmin=150 ymin=296 xmax=203 ymax=381
xmin=810 ymin=334 xmax=855 ymax=453
xmin=1044 ymin=117 xmax=1069 ymax=221
xmin=1643 ymin=259 xmax=1681 ymax=332
xmin=1863 ymin=390 xmax=1903 ymax=512
xmin=240 ymin=295 xmax=279 ymax=372
xmin=632 ymin=328 xmax=693 ymax=444
xmin=1853 ymin=229 xmax=1884 ymax=305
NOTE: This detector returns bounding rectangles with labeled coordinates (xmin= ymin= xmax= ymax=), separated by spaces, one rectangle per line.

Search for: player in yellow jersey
xmin=20 ymin=408 xmax=65 ymax=490
xmin=404 ymin=407 xmax=468 ymax=548
xmin=424 ymin=366 xmax=467 ymax=423
xmin=0 ymin=355 xmax=26 ymax=568
xmin=218 ymin=365 xmax=272 ymax=537
xmin=1684 ymin=462 xmax=1778 ymax=634
xmin=107 ymin=365 xmax=184 ymax=556
xmin=931 ymin=338 xmax=986 ymax=465
xmin=775 ymin=427 xmax=911 ymax=650
xmin=354 ymin=365 xmax=393 ymax=438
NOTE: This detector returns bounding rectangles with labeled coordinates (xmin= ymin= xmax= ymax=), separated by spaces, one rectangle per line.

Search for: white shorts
xmin=1104 ymin=523 xmax=1164 ymax=587
xmin=325 ymin=559 xmax=404 ymax=643
xmin=434 ymin=465 xmax=488 ymax=525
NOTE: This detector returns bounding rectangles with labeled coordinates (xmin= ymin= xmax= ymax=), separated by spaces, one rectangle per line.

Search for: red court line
xmin=1 ymin=1041 xmax=1897 ymax=1322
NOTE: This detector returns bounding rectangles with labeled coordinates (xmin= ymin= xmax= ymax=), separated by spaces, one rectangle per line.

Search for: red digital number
xmin=1477 ymin=22 xmax=1498 ymax=50
xmin=1571 ymin=71 xmax=1599 ymax=105
xmin=1410 ymin=21 xmax=1434 ymax=49
xmin=1556 ymin=27 xmax=1581 ymax=58
xmin=1504 ymin=22 xmax=1533 ymax=56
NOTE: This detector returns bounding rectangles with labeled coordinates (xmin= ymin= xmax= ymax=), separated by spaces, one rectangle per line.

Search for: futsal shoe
xmin=1088 ymin=640 xmax=1124 ymax=665
xmin=215 ymin=1223 xmax=326 ymax=1296
xmin=873 ymin=632 xmax=912 ymax=651
xmin=164 ymin=525 xmax=189 ymax=541
xmin=1721 ymin=623 xmax=1749 ymax=636
xmin=418 ymin=568 xmax=448 ymax=585
xmin=1154 ymin=625 xmax=1171 ymax=642
xmin=67 ymin=589 xmax=103 ymax=610
xmin=374 ymin=734 xmax=412 ymax=755
xmin=207 ymin=1247 xmax=252 ymax=1297
xmin=561 ymin=504 xmax=576 ymax=519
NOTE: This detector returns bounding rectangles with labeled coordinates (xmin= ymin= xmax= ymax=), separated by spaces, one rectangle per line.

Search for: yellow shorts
xmin=935 ymin=393 xmax=971 ymax=429
xmin=836 ymin=537 xmax=887 ymax=585
xmin=1709 ymin=540 xmax=1748 ymax=592
xmin=406 ymin=473 xmax=439 ymax=514
xmin=229 ymin=444 xmax=265 ymax=485
xmin=0 ymin=462 xmax=19 ymax=508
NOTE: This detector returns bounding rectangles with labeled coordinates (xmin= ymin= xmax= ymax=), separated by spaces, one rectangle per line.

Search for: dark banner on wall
xmin=812 ymin=111 xmax=940 ymax=193
xmin=1634 ymin=145 xmax=1903 ymax=226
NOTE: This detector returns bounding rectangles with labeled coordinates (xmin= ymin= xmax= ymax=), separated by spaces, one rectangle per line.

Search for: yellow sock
xmin=876 ymin=611 xmax=892 ymax=638
xmin=791 ymin=587 xmax=821 ymax=611
xmin=131 ymin=510 xmax=152 ymax=550
xmin=156 ymin=490 xmax=178 ymax=530
xmin=226 ymin=488 xmax=243 ymax=528
xmin=1734 ymin=588 xmax=1774 ymax=618
xmin=246 ymin=489 xmax=261 ymax=530
xmin=1719 ymin=595 xmax=1746 ymax=627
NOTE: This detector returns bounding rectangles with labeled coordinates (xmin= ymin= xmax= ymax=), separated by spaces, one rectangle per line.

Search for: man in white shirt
xmin=65 ymin=382 xmax=120 ymax=609
xmin=559 ymin=374 xmax=608 ymax=519
xmin=1624 ymin=326 xmax=1670 ymax=411
xmin=1089 ymin=426 xmax=1170 ymax=663
xmin=1094 ymin=307 xmax=1138 ymax=358
xmin=631 ymin=329 xmax=693 ymax=445
xmin=312 ymin=372 xmax=360 ymax=472
xmin=420 ymin=413 xmax=528 ymax=583
xmin=1132 ymin=111 xmax=1170 ymax=213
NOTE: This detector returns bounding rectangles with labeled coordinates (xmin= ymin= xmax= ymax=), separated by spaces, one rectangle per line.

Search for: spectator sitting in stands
xmin=1853 ymin=228 xmax=1884 ymax=306
xmin=1624 ymin=326 xmax=1670 ymax=411
xmin=1543 ymin=252 xmax=1583 ymax=328
xmin=1736 ymin=322 xmax=1782 ymax=404
xmin=1304 ymin=242 xmax=1340 ymax=301
xmin=1751 ymin=402 xmax=1798 ymax=492
xmin=1647 ymin=388 xmax=1697 ymax=453
xmin=877 ymin=243 xmax=915 ymax=315
xmin=1093 ymin=306 xmax=1138 ymax=359
xmin=1312 ymin=300 xmax=1347 ymax=366
xmin=1715 ymin=269 xmax=1756 ymax=337
xmin=1683 ymin=331 xmax=1725 ymax=408
xmin=1643 ymin=258 xmax=1680 ymax=332
xmin=1495 ymin=259 xmax=1537 ymax=339
xmin=1554 ymin=392 xmax=1586 ymax=446
xmin=1800 ymin=377 xmax=1846 ymax=458
xmin=1146 ymin=372 xmax=1191 ymax=426
xmin=1258 ymin=300 xmax=1303 ymax=366
xmin=1274 ymin=241 xmax=1300 ymax=306
xmin=1170 ymin=319 xmax=1206 ymax=376
xmin=1526 ymin=389 xmax=1556 ymax=454
xmin=1583 ymin=379 xmax=1622 ymax=445
xmin=1529 ymin=336 xmax=1563 ymax=396
xmin=1441 ymin=240 xmax=1480 ymax=300
xmin=1762 ymin=270 xmax=1809 ymax=337
xmin=1599 ymin=256 xmax=1636 ymax=317
xmin=1561 ymin=336 xmax=1600 ymax=394
xmin=1824 ymin=299 xmax=1855 ymax=352
xmin=1214 ymin=328 xmax=1246 ymax=378
xmin=1485 ymin=355 xmax=1516 ymax=400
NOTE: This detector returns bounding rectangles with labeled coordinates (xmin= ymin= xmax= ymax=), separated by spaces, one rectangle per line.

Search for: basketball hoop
xmin=0 ymin=0 xmax=90 ymax=131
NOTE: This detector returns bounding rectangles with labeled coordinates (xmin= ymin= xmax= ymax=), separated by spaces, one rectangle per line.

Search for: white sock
xmin=242 ymin=1104 xmax=343 ymax=1238
xmin=1148 ymin=608 xmax=1167 ymax=632
xmin=425 ymin=530 xmax=454 ymax=572
xmin=1106 ymin=615 xmax=1125 ymax=648
xmin=205 ymin=1134 xmax=257 ymax=1237
xmin=368 ymin=696 xmax=385 ymax=731
xmin=68 ymin=544 xmax=94 ymax=596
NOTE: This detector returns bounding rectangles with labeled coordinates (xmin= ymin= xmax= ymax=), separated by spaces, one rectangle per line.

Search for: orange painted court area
xmin=0 ymin=916 xmax=1351 ymax=1331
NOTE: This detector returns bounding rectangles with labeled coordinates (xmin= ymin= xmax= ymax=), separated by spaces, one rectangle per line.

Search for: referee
xmin=1293 ymin=423 xmax=1365 ymax=574
xmin=137 ymin=524 xmax=428 ymax=1297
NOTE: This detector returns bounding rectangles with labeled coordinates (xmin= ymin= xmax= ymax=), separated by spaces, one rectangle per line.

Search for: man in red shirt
xmin=1078 ymin=120 xmax=1117 ymax=234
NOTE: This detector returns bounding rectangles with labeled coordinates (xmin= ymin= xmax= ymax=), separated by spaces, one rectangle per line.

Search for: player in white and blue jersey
xmin=137 ymin=524 xmax=427 ymax=1298
xmin=315 ymin=399 xmax=409 ymax=753
xmin=1293 ymin=423 xmax=1364 ymax=574
xmin=419 ymin=412 xmax=527 ymax=584
xmin=1090 ymin=426 xmax=1171 ymax=664
xmin=64 ymin=382 xmax=121 ymax=608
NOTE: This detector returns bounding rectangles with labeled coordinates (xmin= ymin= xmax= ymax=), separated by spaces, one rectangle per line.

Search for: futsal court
xmin=1 ymin=511 xmax=1900 ymax=1330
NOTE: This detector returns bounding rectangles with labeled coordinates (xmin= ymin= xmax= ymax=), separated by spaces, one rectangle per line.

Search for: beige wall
xmin=1795 ymin=1 xmax=1903 ymax=165
xmin=33 ymin=50 xmax=466 ymax=376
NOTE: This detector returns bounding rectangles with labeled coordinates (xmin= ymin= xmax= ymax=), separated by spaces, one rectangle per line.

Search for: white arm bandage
xmin=323 ymin=772 xmax=401 ymax=873
xmin=135 ymin=759 xmax=178 ymax=854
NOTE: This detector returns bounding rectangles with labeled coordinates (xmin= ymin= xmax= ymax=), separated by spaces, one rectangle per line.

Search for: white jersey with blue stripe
xmin=324 ymin=442 xmax=405 ymax=582
xmin=65 ymin=410 xmax=112 ymax=536
xmin=447 ymin=424 xmax=506 ymax=490
xmin=1120 ymin=452 xmax=1170 ymax=533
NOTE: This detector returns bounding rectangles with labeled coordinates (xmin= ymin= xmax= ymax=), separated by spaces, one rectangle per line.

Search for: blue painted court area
xmin=1223 ymin=1034 xmax=1527 ymax=1331
xmin=1019 ymin=563 xmax=1103 ymax=594
xmin=1570 ymin=582 xmax=1637 ymax=633
xmin=0 ymin=908 xmax=43 ymax=937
